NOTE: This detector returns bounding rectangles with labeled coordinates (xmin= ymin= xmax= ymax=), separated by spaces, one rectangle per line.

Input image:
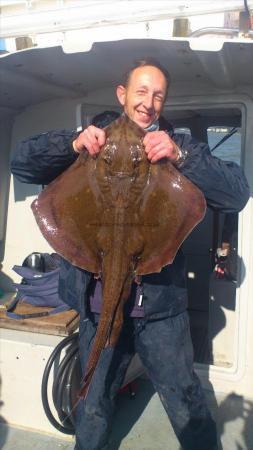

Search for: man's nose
xmin=143 ymin=94 xmax=154 ymax=110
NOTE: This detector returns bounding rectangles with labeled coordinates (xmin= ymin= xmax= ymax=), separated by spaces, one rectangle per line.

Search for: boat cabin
xmin=0 ymin=37 xmax=252 ymax=438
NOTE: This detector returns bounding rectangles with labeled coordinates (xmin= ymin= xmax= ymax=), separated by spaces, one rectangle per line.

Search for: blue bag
xmin=7 ymin=253 xmax=70 ymax=319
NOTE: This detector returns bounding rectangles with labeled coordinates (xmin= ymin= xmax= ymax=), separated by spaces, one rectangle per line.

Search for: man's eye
xmin=155 ymin=95 xmax=164 ymax=102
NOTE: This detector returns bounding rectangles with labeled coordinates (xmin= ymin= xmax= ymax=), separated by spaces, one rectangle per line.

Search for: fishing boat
xmin=0 ymin=1 xmax=252 ymax=449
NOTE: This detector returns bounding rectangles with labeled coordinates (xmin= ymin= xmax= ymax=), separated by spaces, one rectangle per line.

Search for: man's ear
xmin=116 ymin=85 xmax=126 ymax=106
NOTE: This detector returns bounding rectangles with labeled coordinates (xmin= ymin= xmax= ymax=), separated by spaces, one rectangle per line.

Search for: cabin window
xmin=207 ymin=126 xmax=241 ymax=164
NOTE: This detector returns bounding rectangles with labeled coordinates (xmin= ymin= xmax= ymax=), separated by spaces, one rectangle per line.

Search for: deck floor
xmin=1 ymin=379 xmax=253 ymax=450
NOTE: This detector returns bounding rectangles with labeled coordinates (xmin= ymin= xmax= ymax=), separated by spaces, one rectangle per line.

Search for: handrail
xmin=190 ymin=27 xmax=253 ymax=38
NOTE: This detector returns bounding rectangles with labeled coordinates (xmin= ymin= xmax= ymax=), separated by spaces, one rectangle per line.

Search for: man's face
xmin=116 ymin=65 xmax=167 ymax=129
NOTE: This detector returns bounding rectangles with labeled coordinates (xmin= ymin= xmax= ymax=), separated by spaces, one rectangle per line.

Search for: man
xmin=11 ymin=59 xmax=249 ymax=450
xmin=72 ymin=62 xmax=180 ymax=162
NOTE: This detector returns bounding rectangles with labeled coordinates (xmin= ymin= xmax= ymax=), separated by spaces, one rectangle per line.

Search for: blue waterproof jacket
xmin=11 ymin=117 xmax=250 ymax=319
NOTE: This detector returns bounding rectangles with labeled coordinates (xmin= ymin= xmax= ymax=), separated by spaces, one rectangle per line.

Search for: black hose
xmin=41 ymin=332 xmax=80 ymax=434
xmin=54 ymin=349 xmax=78 ymax=428
xmin=52 ymin=344 xmax=78 ymax=409
xmin=41 ymin=331 xmax=138 ymax=434
xmin=63 ymin=351 xmax=82 ymax=426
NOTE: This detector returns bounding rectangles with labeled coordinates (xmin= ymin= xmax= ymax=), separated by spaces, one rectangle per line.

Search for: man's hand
xmin=72 ymin=126 xmax=106 ymax=156
xmin=143 ymin=131 xmax=180 ymax=163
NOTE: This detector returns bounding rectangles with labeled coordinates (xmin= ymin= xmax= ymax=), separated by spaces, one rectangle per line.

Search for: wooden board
xmin=0 ymin=297 xmax=79 ymax=336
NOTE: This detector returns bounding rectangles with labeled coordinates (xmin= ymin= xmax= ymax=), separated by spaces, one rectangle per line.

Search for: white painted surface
xmin=0 ymin=328 xmax=66 ymax=434
xmin=0 ymin=326 xmax=143 ymax=434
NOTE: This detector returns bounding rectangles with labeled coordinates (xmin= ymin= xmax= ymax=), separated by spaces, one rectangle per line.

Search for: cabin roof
xmin=1 ymin=38 xmax=253 ymax=120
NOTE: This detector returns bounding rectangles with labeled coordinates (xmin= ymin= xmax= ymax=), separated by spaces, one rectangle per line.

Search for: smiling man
xmin=117 ymin=64 xmax=167 ymax=127
xmin=73 ymin=60 xmax=180 ymax=164
xmin=11 ymin=58 xmax=249 ymax=450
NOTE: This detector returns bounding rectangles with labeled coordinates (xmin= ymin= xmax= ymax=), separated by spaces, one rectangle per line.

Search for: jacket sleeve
xmin=11 ymin=130 xmax=79 ymax=185
xmin=173 ymin=133 xmax=250 ymax=214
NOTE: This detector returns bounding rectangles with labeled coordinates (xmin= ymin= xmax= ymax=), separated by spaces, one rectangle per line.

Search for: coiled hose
xmin=41 ymin=332 xmax=80 ymax=435
xmin=41 ymin=332 xmax=138 ymax=435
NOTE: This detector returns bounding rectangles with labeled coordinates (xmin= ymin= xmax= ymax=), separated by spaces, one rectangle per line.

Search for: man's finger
xmin=149 ymin=149 xmax=169 ymax=163
xmin=143 ymin=132 xmax=159 ymax=147
xmin=96 ymin=129 xmax=106 ymax=147
xmin=82 ymin=132 xmax=99 ymax=155
xmin=75 ymin=126 xmax=105 ymax=155
xmin=146 ymin=142 xmax=164 ymax=159
xmin=87 ymin=127 xmax=106 ymax=152
xmin=144 ymin=131 xmax=176 ymax=155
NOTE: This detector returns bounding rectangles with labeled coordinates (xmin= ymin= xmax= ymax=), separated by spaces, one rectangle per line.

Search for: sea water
xmin=208 ymin=131 xmax=241 ymax=165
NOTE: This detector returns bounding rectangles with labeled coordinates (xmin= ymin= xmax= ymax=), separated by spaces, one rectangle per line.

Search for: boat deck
xmin=1 ymin=378 xmax=252 ymax=450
